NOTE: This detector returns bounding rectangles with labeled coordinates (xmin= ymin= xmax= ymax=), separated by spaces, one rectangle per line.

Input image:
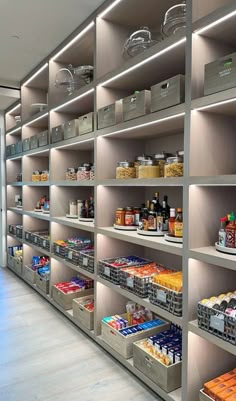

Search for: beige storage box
xmin=30 ymin=135 xmax=38 ymax=150
xmin=14 ymin=258 xmax=22 ymax=275
xmin=98 ymin=101 xmax=123 ymax=129
xmin=51 ymin=125 xmax=64 ymax=143
xmin=199 ymin=390 xmax=214 ymax=401
xmin=52 ymin=285 xmax=93 ymax=310
xmin=151 ymin=75 xmax=185 ymax=112
xmin=64 ymin=120 xmax=79 ymax=140
xmin=36 ymin=273 xmax=49 ymax=294
xmin=8 ymin=254 xmax=15 ymax=269
xmin=133 ymin=340 xmax=182 ymax=392
xmin=38 ymin=130 xmax=48 ymax=147
xmin=122 ymin=90 xmax=151 ymax=122
xmin=23 ymin=265 xmax=36 ymax=285
xmin=78 ymin=112 xmax=94 ymax=135
xmin=73 ymin=296 xmax=94 ymax=330
xmin=204 ymin=52 xmax=236 ymax=95
xmin=101 ymin=314 xmax=169 ymax=359
xmin=23 ymin=138 xmax=30 ymax=152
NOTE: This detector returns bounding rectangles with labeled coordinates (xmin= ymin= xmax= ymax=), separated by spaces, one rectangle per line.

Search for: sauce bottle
xmin=218 ymin=216 xmax=227 ymax=247
xmin=142 ymin=201 xmax=150 ymax=231
xmin=174 ymin=208 xmax=183 ymax=238
xmin=169 ymin=208 xmax=176 ymax=236
xmin=225 ymin=212 xmax=236 ymax=248
xmin=148 ymin=202 xmax=157 ymax=231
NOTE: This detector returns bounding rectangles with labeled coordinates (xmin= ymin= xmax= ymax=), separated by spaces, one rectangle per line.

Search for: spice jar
xmin=116 ymin=208 xmax=126 ymax=226
xmin=41 ymin=170 xmax=49 ymax=181
xmin=138 ymin=160 xmax=160 ymax=179
xmin=154 ymin=152 xmax=174 ymax=177
xmin=164 ymin=155 xmax=184 ymax=177
xmin=125 ymin=207 xmax=135 ymax=226
xmin=66 ymin=168 xmax=77 ymax=181
xmin=116 ymin=161 xmax=136 ymax=179
xmin=69 ymin=200 xmax=77 ymax=216
xmin=32 ymin=171 xmax=41 ymax=182
xmin=134 ymin=155 xmax=152 ymax=178
xmin=77 ymin=166 xmax=90 ymax=181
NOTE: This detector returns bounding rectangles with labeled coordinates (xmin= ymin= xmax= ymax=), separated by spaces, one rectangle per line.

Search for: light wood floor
xmin=0 ymin=267 xmax=161 ymax=401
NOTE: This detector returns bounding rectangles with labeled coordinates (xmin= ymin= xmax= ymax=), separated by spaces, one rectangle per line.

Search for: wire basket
xmin=9 ymin=224 xmax=17 ymax=235
xmin=64 ymin=247 xmax=80 ymax=265
xmin=25 ymin=230 xmax=33 ymax=243
xmin=120 ymin=265 xmax=158 ymax=298
xmin=78 ymin=249 xmax=94 ymax=273
xmin=149 ymin=282 xmax=182 ymax=316
xmin=198 ymin=302 xmax=236 ymax=345
xmin=16 ymin=225 xmax=23 ymax=239
xmin=38 ymin=235 xmax=50 ymax=252
xmin=31 ymin=231 xmax=49 ymax=248
xmin=53 ymin=242 xmax=69 ymax=258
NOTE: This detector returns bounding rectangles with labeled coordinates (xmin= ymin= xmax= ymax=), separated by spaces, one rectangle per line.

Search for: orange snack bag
xmin=227 ymin=394 xmax=236 ymax=401
xmin=209 ymin=383 xmax=231 ymax=399
xmin=217 ymin=386 xmax=236 ymax=401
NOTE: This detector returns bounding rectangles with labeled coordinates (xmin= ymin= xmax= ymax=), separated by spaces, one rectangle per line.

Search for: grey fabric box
xmin=64 ymin=120 xmax=79 ymax=140
xmin=30 ymin=135 xmax=38 ymax=150
xmin=23 ymin=138 xmax=30 ymax=152
xmin=78 ymin=112 xmax=94 ymax=135
xmin=10 ymin=144 xmax=16 ymax=155
xmin=51 ymin=125 xmax=64 ymax=143
xmin=38 ymin=130 xmax=48 ymax=147
xmin=151 ymin=75 xmax=185 ymax=112
xmin=98 ymin=101 xmax=123 ymax=129
xmin=204 ymin=52 xmax=236 ymax=95
xmin=6 ymin=145 xmax=11 ymax=157
xmin=15 ymin=141 xmax=22 ymax=154
xmin=122 ymin=90 xmax=151 ymax=121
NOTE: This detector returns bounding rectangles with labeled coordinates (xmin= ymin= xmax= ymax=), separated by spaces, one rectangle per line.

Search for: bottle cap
xmin=229 ymin=212 xmax=235 ymax=221
xmin=220 ymin=216 xmax=228 ymax=222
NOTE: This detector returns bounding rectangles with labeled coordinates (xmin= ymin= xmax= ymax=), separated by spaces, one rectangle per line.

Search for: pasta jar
xmin=32 ymin=171 xmax=41 ymax=182
xmin=116 ymin=161 xmax=136 ymax=179
xmin=125 ymin=207 xmax=135 ymax=226
xmin=66 ymin=168 xmax=77 ymax=181
xmin=138 ymin=160 xmax=160 ymax=179
xmin=134 ymin=155 xmax=152 ymax=178
xmin=164 ymin=155 xmax=184 ymax=177
xmin=116 ymin=208 xmax=126 ymax=226
xmin=154 ymin=152 xmax=174 ymax=177
xmin=90 ymin=165 xmax=95 ymax=180
xmin=77 ymin=166 xmax=90 ymax=181
xmin=41 ymin=170 xmax=49 ymax=181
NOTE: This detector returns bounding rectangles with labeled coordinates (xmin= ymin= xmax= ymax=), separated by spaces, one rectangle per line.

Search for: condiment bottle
xmin=218 ymin=216 xmax=227 ymax=247
xmin=148 ymin=202 xmax=157 ymax=231
xmin=77 ymin=200 xmax=83 ymax=218
xmin=225 ymin=212 xmax=236 ymax=248
xmin=116 ymin=208 xmax=125 ymax=226
xmin=134 ymin=207 xmax=141 ymax=226
xmin=169 ymin=208 xmax=176 ymax=236
xmin=125 ymin=207 xmax=135 ymax=226
xmin=174 ymin=208 xmax=183 ymax=237
xmin=142 ymin=201 xmax=150 ymax=231
xmin=69 ymin=200 xmax=77 ymax=216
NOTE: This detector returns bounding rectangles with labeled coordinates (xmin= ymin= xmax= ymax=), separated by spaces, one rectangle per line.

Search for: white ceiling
xmin=0 ymin=0 xmax=105 ymax=110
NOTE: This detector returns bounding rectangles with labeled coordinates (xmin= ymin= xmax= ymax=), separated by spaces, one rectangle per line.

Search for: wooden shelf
xmin=7 ymin=182 xmax=23 ymax=187
xmin=51 ymin=83 xmax=94 ymax=114
xmin=192 ymin=88 xmax=236 ymax=116
xmin=7 ymin=233 xmax=23 ymax=243
xmin=22 ymin=109 xmax=48 ymax=128
xmin=24 ymin=211 xmax=51 ymax=221
xmin=189 ymin=246 xmax=236 ymax=272
xmin=7 ymin=207 xmax=24 ymax=215
xmin=51 ymin=254 xmax=95 ymax=279
xmin=97 ymin=178 xmax=184 ymax=187
xmin=51 ymin=216 xmax=95 ymax=232
xmin=23 ymin=240 xmax=51 ymax=257
xmin=189 ymin=175 xmax=236 ymax=186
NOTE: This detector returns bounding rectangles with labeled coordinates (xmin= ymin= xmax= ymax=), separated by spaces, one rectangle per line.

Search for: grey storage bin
xmin=122 ymin=90 xmax=151 ymax=122
xmin=51 ymin=125 xmax=64 ymax=143
xmin=6 ymin=145 xmax=11 ymax=157
xmin=23 ymin=138 xmax=30 ymax=152
xmin=204 ymin=52 xmax=236 ymax=95
xmin=98 ymin=101 xmax=123 ymax=129
xmin=38 ymin=130 xmax=48 ymax=147
xmin=151 ymin=75 xmax=185 ymax=112
xmin=64 ymin=120 xmax=79 ymax=139
xmin=36 ymin=273 xmax=49 ymax=294
xmin=30 ymin=135 xmax=38 ymax=150
xmin=15 ymin=141 xmax=22 ymax=154
xmin=10 ymin=144 xmax=16 ymax=156
xmin=78 ymin=112 xmax=94 ymax=135
xmin=133 ymin=341 xmax=182 ymax=392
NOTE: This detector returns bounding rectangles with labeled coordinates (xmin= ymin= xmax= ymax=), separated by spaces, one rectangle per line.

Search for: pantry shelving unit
xmin=4 ymin=1 xmax=236 ymax=401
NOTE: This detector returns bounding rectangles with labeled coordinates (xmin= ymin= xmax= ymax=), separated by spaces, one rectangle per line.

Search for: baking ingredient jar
xmin=164 ymin=155 xmax=184 ymax=177
xmin=41 ymin=170 xmax=49 ymax=181
xmin=90 ymin=165 xmax=95 ymax=180
xmin=32 ymin=171 xmax=41 ymax=182
xmin=116 ymin=161 xmax=136 ymax=179
xmin=66 ymin=168 xmax=77 ymax=181
xmin=69 ymin=200 xmax=77 ymax=216
xmin=77 ymin=166 xmax=90 ymax=181
xmin=134 ymin=155 xmax=152 ymax=177
xmin=116 ymin=208 xmax=126 ymax=226
xmin=154 ymin=152 xmax=174 ymax=177
xmin=77 ymin=200 xmax=83 ymax=218
xmin=125 ymin=207 xmax=135 ymax=226
xmin=138 ymin=160 xmax=160 ymax=179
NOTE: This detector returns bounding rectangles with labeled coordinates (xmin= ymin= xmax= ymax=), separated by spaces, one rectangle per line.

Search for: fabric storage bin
xmin=64 ymin=120 xmax=79 ymax=140
xmin=122 ymin=90 xmax=151 ymax=122
xmin=30 ymin=135 xmax=38 ymax=150
xmin=97 ymin=101 xmax=123 ymax=129
xmin=10 ymin=144 xmax=16 ymax=156
xmin=72 ymin=296 xmax=94 ymax=329
xmin=151 ymin=75 xmax=185 ymax=112
xmin=204 ymin=52 xmax=236 ymax=95
xmin=78 ymin=249 xmax=94 ymax=273
xmin=38 ymin=130 xmax=48 ymax=147
xmin=149 ymin=283 xmax=183 ymax=317
xmin=36 ymin=273 xmax=49 ymax=294
xmin=51 ymin=125 xmax=64 ymax=143
xmin=52 ymin=285 xmax=93 ymax=310
xmin=101 ymin=314 xmax=169 ymax=359
xmin=25 ymin=230 xmax=33 ymax=243
xmin=15 ymin=141 xmax=22 ymax=154
xmin=6 ymin=145 xmax=11 ymax=157
xmin=78 ymin=112 xmax=94 ymax=135
xmin=199 ymin=390 xmax=214 ymax=401
xmin=23 ymin=265 xmax=37 ymax=284
xmin=14 ymin=258 xmax=22 ymax=275
xmin=23 ymin=138 xmax=30 ymax=152
xmin=133 ymin=340 xmax=182 ymax=392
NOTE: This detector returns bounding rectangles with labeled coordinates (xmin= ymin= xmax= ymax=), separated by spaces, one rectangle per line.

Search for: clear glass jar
xmin=77 ymin=166 xmax=91 ymax=180
xmin=66 ymin=168 xmax=77 ymax=181
xmin=123 ymin=27 xmax=159 ymax=59
xmin=162 ymin=2 xmax=186 ymax=38
xmin=138 ymin=160 xmax=160 ymax=179
xmin=90 ymin=165 xmax=95 ymax=180
xmin=69 ymin=200 xmax=77 ymax=216
xmin=164 ymin=156 xmax=184 ymax=177
xmin=153 ymin=152 xmax=174 ymax=177
xmin=134 ymin=155 xmax=152 ymax=178
xmin=32 ymin=171 xmax=41 ymax=182
xmin=41 ymin=170 xmax=49 ymax=181
xmin=116 ymin=161 xmax=136 ymax=179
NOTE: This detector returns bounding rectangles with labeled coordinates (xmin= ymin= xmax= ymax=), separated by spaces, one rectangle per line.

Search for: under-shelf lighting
xmin=51 ymin=22 xmax=94 ymax=61
xmin=51 ymin=88 xmax=94 ymax=112
xmin=23 ymin=112 xmax=48 ymax=127
xmin=195 ymin=10 xmax=236 ymax=35
xmin=6 ymin=103 xmax=21 ymax=115
xmin=100 ymin=112 xmax=185 ymax=137
xmin=7 ymin=126 xmax=21 ymax=135
xmin=98 ymin=0 xmax=123 ymax=19
xmin=193 ymin=98 xmax=236 ymax=111
xmin=52 ymin=137 xmax=94 ymax=150
xmin=8 ymin=155 xmax=22 ymax=160
xmin=22 ymin=63 xmax=48 ymax=86
xmin=98 ymin=38 xmax=186 ymax=87
xmin=23 ymin=148 xmax=49 ymax=157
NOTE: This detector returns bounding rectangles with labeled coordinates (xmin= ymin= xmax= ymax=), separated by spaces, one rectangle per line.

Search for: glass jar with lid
xmin=138 ymin=160 xmax=160 ymax=179
xmin=66 ymin=168 xmax=77 ymax=181
xmin=164 ymin=155 xmax=184 ymax=177
xmin=161 ymin=2 xmax=186 ymax=38
xmin=134 ymin=155 xmax=152 ymax=178
xmin=41 ymin=170 xmax=49 ymax=182
xmin=116 ymin=161 xmax=136 ymax=179
xmin=123 ymin=27 xmax=159 ymax=59
xmin=153 ymin=152 xmax=174 ymax=177
xmin=32 ymin=171 xmax=41 ymax=182
xmin=77 ymin=165 xmax=91 ymax=181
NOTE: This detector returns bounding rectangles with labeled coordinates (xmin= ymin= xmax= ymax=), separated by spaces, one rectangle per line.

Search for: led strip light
xmin=51 ymin=88 xmax=94 ymax=112
xmin=23 ymin=112 xmax=48 ymax=127
xmin=195 ymin=10 xmax=236 ymax=35
xmin=194 ymin=98 xmax=236 ymax=111
xmin=23 ymin=63 xmax=48 ymax=86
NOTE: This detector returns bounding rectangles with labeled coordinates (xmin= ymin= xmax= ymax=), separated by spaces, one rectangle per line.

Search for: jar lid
xmin=154 ymin=151 xmax=174 ymax=160
xmin=125 ymin=207 xmax=133 ymax=211
xmin=33 ymin=171 xmax=40 ymax=174
xmin=140 ymin=159 xmax=156 ymax=166
xmin=42 ymin=170 xmax=49 ymax=174
xmin=67 ymin=168 xmax=77 ymax=172
xmin=177 ymin=150 xmax=184 ymax=157
xmin=166 ymin=156 xmax=183 ymax=164
xmin=117 ymin=208 xmax=125 ymax=211
xmin=135 ymin=154 xmax=152 ymax=162
xmin=117 ymin=161 xmax=134 ymax=167
xmin=82 ymin=163 xmax=92 ymax=167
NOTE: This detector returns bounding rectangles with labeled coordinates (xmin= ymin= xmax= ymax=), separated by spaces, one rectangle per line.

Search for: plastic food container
xmin=164 ymin=156 xmax=184 ymax=177
xmin=138 ymin=160 xmax=160 ymax=179
xmin=162 ymin=2 xmax=186 ymax=38
xmin=116 ymin=161 xmax=136 ymax=179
